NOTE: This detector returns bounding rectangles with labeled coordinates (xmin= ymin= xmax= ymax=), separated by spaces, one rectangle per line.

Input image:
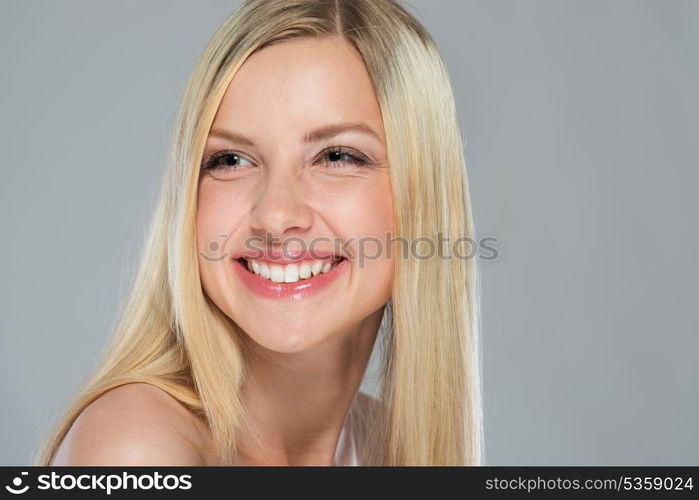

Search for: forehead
xmin=212 ymin=37 xmax=384 ymax=141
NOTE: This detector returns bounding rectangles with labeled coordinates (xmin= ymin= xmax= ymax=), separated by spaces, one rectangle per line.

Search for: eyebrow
xmin=208 ymin=122 xmax=381 ymax=146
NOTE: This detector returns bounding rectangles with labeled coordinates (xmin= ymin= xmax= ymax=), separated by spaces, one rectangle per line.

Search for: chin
xmin=236 ymin=313 xmax=336 ymax=354
xmin=244 ymin=328 xmax=328 ymax=354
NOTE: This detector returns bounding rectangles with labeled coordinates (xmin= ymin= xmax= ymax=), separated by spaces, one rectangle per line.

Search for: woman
xmin=37 ymin=0 xmax=482 ymax=466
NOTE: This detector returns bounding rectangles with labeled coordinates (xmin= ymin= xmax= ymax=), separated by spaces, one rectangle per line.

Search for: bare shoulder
xmin=51 ymin=382 xmax=212 ymax=466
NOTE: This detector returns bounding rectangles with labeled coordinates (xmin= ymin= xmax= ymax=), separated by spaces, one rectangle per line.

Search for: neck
xmin=234 ymin=306 xmax=384 ymax=465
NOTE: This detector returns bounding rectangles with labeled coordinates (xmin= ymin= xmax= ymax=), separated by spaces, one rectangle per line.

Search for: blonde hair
xmin=35 ymin=0 xmax=483 ymax=466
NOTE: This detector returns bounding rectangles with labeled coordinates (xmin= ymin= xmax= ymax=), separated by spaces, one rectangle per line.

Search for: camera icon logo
xmin=5 ymin=471 xmax=29 ymax=494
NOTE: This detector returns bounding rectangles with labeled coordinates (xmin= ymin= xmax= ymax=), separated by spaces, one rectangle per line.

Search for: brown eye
xmin=201 ymin=151 xmax=253 ymax=171
xmin=318 ymin=147 xmax=369 ymax=168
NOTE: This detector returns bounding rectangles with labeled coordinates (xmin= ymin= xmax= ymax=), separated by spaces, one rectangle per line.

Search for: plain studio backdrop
xmin=1 ymin=1 xmax=697 ymax=465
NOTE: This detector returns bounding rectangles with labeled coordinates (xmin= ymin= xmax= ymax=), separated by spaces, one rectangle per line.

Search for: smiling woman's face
xmin=196 ymin=37 xmax=394 ymax=354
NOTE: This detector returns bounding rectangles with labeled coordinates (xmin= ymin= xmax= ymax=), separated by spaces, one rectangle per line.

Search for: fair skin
xmin=52 ymin=36 xmax=393 ymax=466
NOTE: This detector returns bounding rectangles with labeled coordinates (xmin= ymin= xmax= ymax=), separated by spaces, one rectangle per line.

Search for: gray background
xmin=1 ymin=0 xmax=697 ymax=465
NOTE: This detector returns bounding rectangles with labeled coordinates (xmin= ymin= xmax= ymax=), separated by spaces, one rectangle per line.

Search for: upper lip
xmin=234 ymin=248 xmax=346 ymax=263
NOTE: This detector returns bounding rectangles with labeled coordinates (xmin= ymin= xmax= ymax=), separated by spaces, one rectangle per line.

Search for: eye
xmin=201 ymin=150 xmax=253 ymax=172
xmin=316 ymin=147 xmax=371 ymax=168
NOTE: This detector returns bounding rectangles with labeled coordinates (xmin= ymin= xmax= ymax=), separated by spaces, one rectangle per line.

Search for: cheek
xmin=196 ymin=180 xmax=249 ymax=249
xmin=355 ymin=179 xmax=394 ymax=298
xmin=357 ymin=190 xmax=394 ymax=295
xmin=195 ymin=182 xmax=249 ymax=306
xmin=197 ymin=184 xmax=222 ymax=249
xmin=309 ymin=174 xmax=394 ymax=238
xmin=311 ymin=176 xmax=394 ymax=298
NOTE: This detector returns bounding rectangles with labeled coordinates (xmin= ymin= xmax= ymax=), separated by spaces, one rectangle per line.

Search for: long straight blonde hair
xmin=35 ymin=0 xmax=483 ymax=466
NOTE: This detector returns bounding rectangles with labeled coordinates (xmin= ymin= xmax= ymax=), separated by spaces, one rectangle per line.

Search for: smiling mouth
xmin=236 ymin=256 xmax=346 ymax=284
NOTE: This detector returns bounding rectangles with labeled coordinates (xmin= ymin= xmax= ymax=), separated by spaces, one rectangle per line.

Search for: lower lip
xmin=232 ymin=258 xmax=349 ymax=300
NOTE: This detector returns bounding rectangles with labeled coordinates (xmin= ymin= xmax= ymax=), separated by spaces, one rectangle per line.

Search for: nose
xmin=248 ymin=166 xmax=313 ymax=240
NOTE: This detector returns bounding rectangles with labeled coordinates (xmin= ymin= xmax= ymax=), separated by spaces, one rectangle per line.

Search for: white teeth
xmin=299 ymin=262 xmax=311 ymax=279
xmin=284 ymin=264 xmax=299 ymax=283
xmin=269 ymin=265 xmax=285 ymax=283
xmin=244 ymin=258 xmax=341 ymax=283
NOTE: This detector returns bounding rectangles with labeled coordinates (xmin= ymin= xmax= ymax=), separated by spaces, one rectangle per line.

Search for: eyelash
xmin=200 ymin=146 xmax=371 ymax=172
